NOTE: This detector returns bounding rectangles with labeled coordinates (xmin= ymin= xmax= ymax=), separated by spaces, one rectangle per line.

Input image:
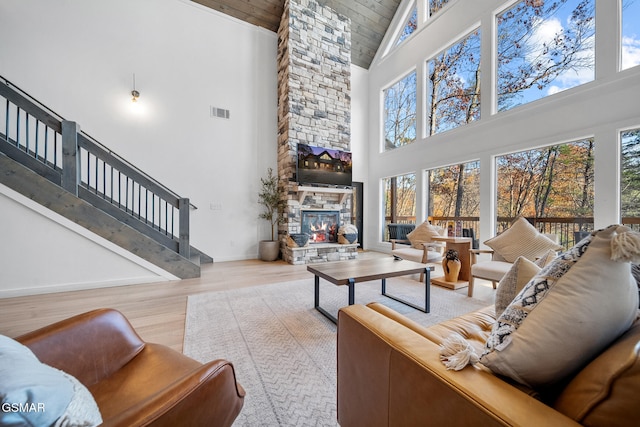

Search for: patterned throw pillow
xmin=407 ymin=221 xmax=442 ymax=249
xmin=484 ymin=217 xmax=562 ymax=263
xmin=481 ymin=225 xmax=640 ymax=388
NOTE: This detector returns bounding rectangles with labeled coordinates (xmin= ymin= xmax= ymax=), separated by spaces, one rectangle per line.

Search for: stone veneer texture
xmin=276 ymin=0 xmax=352 ymax=262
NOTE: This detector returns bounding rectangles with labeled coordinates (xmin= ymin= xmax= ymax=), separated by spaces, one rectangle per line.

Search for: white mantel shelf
xmin=293 ymin=185 xmax=353 ymax=204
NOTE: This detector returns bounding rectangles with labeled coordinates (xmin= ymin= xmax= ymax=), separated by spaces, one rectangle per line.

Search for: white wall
xmin=0 ymin=0 xmax=372 ymax=294
xmin=0 ymin=0 xmax=279 ymax=271
xmin=0 ymin=185 xmax=176 ymax=297
xmin=365 ymin=0 xmax=640 ymax=252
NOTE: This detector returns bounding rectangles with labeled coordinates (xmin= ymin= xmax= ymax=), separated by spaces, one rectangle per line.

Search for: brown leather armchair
xmin=16 ymin=308 xmax=245 ymax=427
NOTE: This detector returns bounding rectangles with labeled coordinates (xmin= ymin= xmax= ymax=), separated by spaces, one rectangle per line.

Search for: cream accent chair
xmin=390 ymin=224 xmax=446 ymax=282
xmin=468 ymin=233 xmax=559 ymax=297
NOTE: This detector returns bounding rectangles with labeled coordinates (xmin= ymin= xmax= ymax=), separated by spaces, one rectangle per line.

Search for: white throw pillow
xmin=494 ymin=256 xmax=541 ymax=317
xmin=481 ymin=225 xmax=640 ymax=388
xmin=407 ymin=221 xmax=442 ymax=249
xmin=0 ymin=335 xmax=102 ymax=427
xmin=53 ymin=372 xmax=103 ymax=427
xmin=484 ymin=217 xmax=562 ymax=263
xmin=534 ymin=249 xmax=557 ymax=267
xmin=338 ymin=224 xmax=358 ymax=235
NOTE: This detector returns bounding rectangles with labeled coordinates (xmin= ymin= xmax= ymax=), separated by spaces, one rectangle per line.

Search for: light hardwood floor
xmin=0 ymin=251 xmax=495 ymax=352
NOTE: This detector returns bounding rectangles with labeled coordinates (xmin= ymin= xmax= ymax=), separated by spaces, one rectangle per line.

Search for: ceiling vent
xmin=210 ymin=106 xmax=230 ymax=119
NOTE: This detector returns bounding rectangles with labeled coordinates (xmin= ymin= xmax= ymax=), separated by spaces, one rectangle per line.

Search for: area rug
xmin=183 ymin=277 xmax=489 ymax=426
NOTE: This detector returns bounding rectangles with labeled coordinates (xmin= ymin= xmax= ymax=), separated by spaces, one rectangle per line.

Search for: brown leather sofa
xmin=337 ymin=302 xmax=640 ymax=427
xmin=16 ymin=308 xmax=245 ymax=427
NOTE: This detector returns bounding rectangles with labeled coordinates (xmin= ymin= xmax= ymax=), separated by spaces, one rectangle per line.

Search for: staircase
xmin=0 ymin=77 xmax=211 ymax=279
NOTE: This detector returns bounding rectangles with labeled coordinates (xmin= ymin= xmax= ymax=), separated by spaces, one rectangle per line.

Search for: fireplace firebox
xmin=301 ymin=210 xmax=340 ymax=244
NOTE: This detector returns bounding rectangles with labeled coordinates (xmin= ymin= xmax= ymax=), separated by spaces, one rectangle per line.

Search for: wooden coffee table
xmin=307 ymin=258 xmax=435 ymax=323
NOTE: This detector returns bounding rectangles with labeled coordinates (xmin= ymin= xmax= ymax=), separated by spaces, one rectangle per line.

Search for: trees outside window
xmin=429 ymin=0 xmax=451 ymax=17
xmin=622 ymin=0 xmax=640 ymax=70
xmin=621 ymin=129 xmax=640 ymax=223
xmin=497 ymin=0 xmax=595 ymax=111
xmin=383 ymin=71 xmax=417 ymax=151
xmin=382 ymin=173 xmax=416 ymax=240
xmin=426 ymin=28 xmax=481 ymax=135
xmin=395 ymin=0 xmax=451 ymax=48
xmin=395 ymin=3 xmax=417 ymax=46
xmin=496 ymin=139 xmax=594 ymax=241
xmin=427 ymin=161 xmax=480 ymax=236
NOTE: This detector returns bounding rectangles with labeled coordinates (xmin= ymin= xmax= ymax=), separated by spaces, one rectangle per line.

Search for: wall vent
xmin=210 ymin=106 xmax=230 ymax=119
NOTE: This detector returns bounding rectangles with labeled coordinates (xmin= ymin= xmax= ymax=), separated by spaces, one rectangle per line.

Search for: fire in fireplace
xmin=301 ymin=210 xmax=340 ymax=243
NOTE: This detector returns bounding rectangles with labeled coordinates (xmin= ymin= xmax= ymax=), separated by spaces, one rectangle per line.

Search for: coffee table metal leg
xmin=347 ymin=278 xmax=355 ymax=305
xmin=425 ymin=267 xmax=430 ymax=313
xmin=380 ymin=268 xmax=431 ymax=313
xmin=315 ymin=276 xmax=356 ymax=324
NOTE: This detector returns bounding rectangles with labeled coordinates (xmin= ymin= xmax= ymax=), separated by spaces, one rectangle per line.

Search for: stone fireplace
xmin=301 ymin=210 xmax=340 ymax=244
xmin=281 ymin=189 xmax=357 ymax=264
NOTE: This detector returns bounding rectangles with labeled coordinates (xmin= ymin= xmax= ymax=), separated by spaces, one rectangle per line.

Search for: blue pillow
xmin=0 ymin=335 xmax=75 ymax=427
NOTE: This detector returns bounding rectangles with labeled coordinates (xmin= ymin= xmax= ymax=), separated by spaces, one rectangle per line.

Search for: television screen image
xmin=296 ymin=143 xmax=352 ymax=187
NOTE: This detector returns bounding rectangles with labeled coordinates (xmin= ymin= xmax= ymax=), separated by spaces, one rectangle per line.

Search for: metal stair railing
xmin=0 ymin=77 xmax=191 ymax=259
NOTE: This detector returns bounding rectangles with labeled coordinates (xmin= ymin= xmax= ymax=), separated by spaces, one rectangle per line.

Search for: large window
xmin=395 ymin=4 xmax=417 ymax=46
xmin=622 ymin=0 xmax=640 ymax=70
xmin=496 ymin=139 xmax=594 ymax=246
xmin=496 ymin=0 xmax=595 ymax=111
xmin=429 ymin=0 xmax=451 ymax=17
xmin=427 ymin=161 xmax=480 ymax=238
xmin=382 ymin=173 xmax=416 ymax=240
xmin=621 ymin=129 xmax=640 ymax=228
xmin=426 ymin=28 xmax=481 ymax=135
xmin=395 ymin=0 xmax=452 ymax=47
xmin=383 ymin=71 xmax=417 ymax=151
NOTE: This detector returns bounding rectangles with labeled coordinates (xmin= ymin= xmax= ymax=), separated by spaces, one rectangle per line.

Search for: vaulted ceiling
xmin=192 ymin=0 xmax=402 ymax=69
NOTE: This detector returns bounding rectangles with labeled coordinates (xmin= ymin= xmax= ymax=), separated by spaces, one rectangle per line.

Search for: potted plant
xmin=258 ymin=167 xmax=286 ymax=261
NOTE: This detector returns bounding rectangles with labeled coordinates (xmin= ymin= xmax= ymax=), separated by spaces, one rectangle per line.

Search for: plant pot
xmin=259 ymin=240 xmax=280 ymax=261
xmin=442 ymin=258 xmax=461 ymax=282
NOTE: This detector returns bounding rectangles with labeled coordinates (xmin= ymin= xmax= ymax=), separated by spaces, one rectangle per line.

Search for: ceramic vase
xmin=442 ymin=258 xmax=461 ymax=282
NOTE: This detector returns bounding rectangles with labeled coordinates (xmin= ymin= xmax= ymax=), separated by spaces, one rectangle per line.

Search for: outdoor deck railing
xmin=386 ymin=215 xmax=640 ymax=250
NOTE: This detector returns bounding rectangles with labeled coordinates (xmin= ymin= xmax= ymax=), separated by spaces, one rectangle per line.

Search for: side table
xmin=431 ymin=236 xmax=472 ymax=290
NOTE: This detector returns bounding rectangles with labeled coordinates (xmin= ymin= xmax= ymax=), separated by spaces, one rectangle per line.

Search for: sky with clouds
xmin=622 ymin=0 xmax=640 ymax=70
xmin=499 ymin=0 xmax=639 ymax=106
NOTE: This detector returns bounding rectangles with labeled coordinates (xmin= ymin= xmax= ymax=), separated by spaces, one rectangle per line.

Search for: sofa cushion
xmin=553 ymin=318 xmax=640 ymax=426
xmin=494 ymin=257 xmax=540 ymax=317
xmin=471 ymin=260 xmax=513 ymax=283
xmin=406 ymin=221 xmax=443 ymax=250
xmin=0 ymin=334 xmax=102 ymax=427
xmin=484 ymin=217 xmax=562 ymax=263
xmin=424 ymin=306 xmax=496 ymax=356
xmin=391 ymin=246 xmax=442 ymax=263
xmin=481 ymin=225 xmax=640 ymax=389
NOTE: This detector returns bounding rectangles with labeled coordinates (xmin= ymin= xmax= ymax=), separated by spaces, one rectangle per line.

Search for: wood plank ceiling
xmin=192 ymin=0 xmax=402 ymax=69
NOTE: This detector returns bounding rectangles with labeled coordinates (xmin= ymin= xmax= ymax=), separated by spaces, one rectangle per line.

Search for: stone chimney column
xmin=276 ymin=0 xmax=352 ymax=261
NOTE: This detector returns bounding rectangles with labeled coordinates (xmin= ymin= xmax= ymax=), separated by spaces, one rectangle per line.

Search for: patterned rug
xmin=183 ymin=276 xmax=489 ymax=426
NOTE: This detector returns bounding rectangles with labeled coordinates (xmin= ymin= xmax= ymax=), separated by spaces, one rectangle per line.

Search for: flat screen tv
xmin=296 ymin=143 xmax=352 ymax=187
